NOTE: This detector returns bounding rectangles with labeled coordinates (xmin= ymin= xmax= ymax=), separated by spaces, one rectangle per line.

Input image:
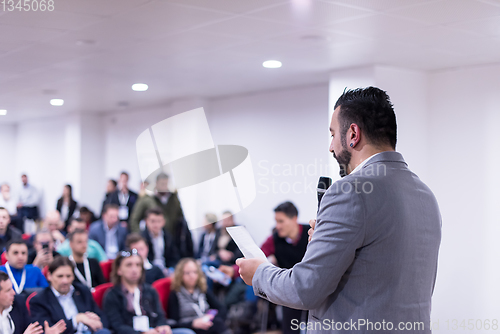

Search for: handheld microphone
xmin=317 ymin=176 xmax=332 ymax=211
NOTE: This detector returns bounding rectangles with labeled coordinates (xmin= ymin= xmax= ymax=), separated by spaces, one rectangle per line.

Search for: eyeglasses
xmin=120 ymin=248 xmax=138 ymax=257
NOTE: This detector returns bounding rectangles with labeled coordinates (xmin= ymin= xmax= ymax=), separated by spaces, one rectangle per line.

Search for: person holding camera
xmin=28 ymin=229 xmax=61 ymax=269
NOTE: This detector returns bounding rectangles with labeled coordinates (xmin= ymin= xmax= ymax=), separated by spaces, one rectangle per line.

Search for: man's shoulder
xmin=88 ymin=220 xmax=103 ymax=231
xmin=25 ymin=264 xmax=42 ymax=274
xmin=30 ymin=286 xmax=53 ymax=302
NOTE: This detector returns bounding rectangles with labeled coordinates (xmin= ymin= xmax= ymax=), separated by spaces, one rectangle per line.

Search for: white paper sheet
xmin=226 ymin=226 xmax=268 ymax=261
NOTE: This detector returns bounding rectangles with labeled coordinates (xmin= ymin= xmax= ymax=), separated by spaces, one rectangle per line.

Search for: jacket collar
xmin=359 ymin=151 xmax=406 ymax=170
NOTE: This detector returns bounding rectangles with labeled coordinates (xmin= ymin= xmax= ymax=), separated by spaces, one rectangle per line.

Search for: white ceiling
xmin=1 ymin=0 xmax=500 ymax=123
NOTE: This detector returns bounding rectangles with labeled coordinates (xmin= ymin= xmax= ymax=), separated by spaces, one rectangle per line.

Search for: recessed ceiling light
xmin=132 ymin=83 xmax=148 ymax=92
xmin=0 ymin=110 xmax=7 ymax=116
xmin=50 ymin=99 xmax=64 ymax=106
xmin=263 ymin=60 xmax=282 ymax=69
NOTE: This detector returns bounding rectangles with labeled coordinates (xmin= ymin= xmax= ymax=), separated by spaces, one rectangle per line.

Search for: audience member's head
xmin=274 ymin=201 xmax=299 ymax=238
xmin=106 ymin=179 xmax=117 ymax=194
xmin=125 ymin=234 xmax=149 ymax=262
xmin=145 ymin=208 xmax=165 ymax=236
xmin=78 ymin=207 xmax=94 ymax=224
xmin=155 ymin=173 xmax=169 ymax=194
xmin=69 ymin=229 xmax=88 ymax=257
xmin=33 ymin=228 xmax=55 ymax=253
xmin=6 ymin=240 xmax=28 ymax=269
xmin=221 ymin=210 xmax=235 ymax=229
xmin=0 ymin=271 xmax=15 ymax=312
xmin=111 ymin=249 xmax=145 ymax=286
xmin=172 ymin=258 xmax=207 ymax=293
xmin=68 ymin=217 xmax=87 ymax=234
xmin=203 ymin=213 xmax=217 ymax=232
xmin=62 ymin=184 xmax=73 ymax=201
xmin=0 ymin=207 xmax=11 ymax=235
xmin=21 ymin=174 xmax=28 ymax=186
xmin=102 ymin=204 xmax=119 ymax=229
xmin=0 ymin=184 xmax=11 ymax=199
xmin=47 ymin=256 xmax=75 ymax=295
xmin=44 ymin=210 xmax=64 ymax=232
xmin=119 ymin=172 xmax=129 ymax=191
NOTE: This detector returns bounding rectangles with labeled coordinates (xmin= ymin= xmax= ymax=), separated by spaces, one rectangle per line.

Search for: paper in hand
xmin=226 ymin=226 xmax=268 ymax=262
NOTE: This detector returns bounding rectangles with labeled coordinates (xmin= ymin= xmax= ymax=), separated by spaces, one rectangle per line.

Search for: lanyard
xmin=119 ymin=193 xmax=129 ymax=206
xmin=69 ymin=254 xmax=92 ymax=289
xmin=190 ymin=294 xmax=206 ymax=317
xmin=133 ymin=287 xmax=142 ymax=316
xmin=5 ymin=262 xmax=26 ymax=294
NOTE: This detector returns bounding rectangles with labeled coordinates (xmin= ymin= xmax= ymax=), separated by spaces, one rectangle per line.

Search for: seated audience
xmin=57 ymin=218 xmax=107 ymax=262
xmin=0 ymin=240 xmax=48 ymax=294
xmin=56 ymin=185 xmax=78 ymax=231
xmin=29 ymin=256 xmax=110 ymax=334
xmin=78 ymin=207 xmax=96 ymax=229
xmin=168 ymin=258 xmax=230 ymax=334
xmin=0 ymin=271 xmax=67 ymax=334
xmin=126 ymin=233 xmax=164 ymax=285
xmin=142 ymin=208 xmax=179 ymax=274
xmin=43 ymin=211 xmax=67 ymax=249
xmin=103 ymin=249 xmax=195 ymax=334
xmin=28 ymin=229 xmax=60 ymax=269
xmin=88 ymin=204 xmax=127 ymax=260
xmin=0 ymin=207 xmax=22 ymax=253
xmin=130 ymin=173 xmax=194 ymax=259
xmin=68 ymin=229 xmax=106 ymax=288
xmin=195 ymin=214 xmax=219 ymax=264
xmin=216 ymin=211 xmax=241 ymax=266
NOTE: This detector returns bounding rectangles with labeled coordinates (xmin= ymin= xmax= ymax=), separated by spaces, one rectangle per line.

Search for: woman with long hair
xmin=168 ymin=258 xmax=230 ymax=334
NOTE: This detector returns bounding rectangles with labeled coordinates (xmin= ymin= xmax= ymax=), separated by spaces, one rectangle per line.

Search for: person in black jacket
xmin=102 ymin=172 xmax=138 ymax=227
xmin=0 ymin=207 xmax=22 ymax=253
xmin=168 ymin=258 xmax=230 ymax=334
xmin=103 ymin=249 xmax=194 ymax=334
xmin=142 ymin=208 xmax=179 ymax=273
xmin=29 ymin=257 xmax=110 ymax=334
xmin=0 ymin=271 xmax=66 ymax=334
xmin=56 ymin=185 xmax=78 ymax=231
xmin=126 ymin=234 xmax=164 ymax=285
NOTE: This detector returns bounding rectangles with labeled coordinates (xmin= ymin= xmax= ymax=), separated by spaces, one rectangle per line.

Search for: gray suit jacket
xmin=88 ymin=220 xmax=128 ymax=256
xmin=253 ymin=151 xmax=441 ymax=333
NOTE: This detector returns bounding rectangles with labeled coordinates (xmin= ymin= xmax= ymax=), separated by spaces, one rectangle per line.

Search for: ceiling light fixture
xmin=132 ymin=83 xmax=148 ymax=91
xmin=0 ymin=110 xmax=7 ymax=116
xmin=50 ymin=99 xmax=64 ymax=106
xmin=263 ymin=60 xmax=282 ymax=69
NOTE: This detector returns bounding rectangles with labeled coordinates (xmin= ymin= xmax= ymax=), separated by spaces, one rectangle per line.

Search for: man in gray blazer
xmin=237 ymin=87 xmax=441 ymax=333
xmin=88 ymin=204 xmax=128 ymax=259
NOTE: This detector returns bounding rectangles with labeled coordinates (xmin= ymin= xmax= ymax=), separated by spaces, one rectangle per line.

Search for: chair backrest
xmin=152 ymin=277 xmax=172 ymax=316
xmin=1 ymin=252 xmax=6 ymax=265
xmin=42 ymin=265 xmax=49 ymax=279
xmin=26 ymin=291 xmax=38 ymax=315
xmin=91 ymin=282 xmax=113 ymax=309
xmin=100 ymin=259 xmax=114 ymax=282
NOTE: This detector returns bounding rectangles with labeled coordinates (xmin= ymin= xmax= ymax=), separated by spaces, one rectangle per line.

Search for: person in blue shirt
xmin=0 ymin=239 xmax=48 ymax=294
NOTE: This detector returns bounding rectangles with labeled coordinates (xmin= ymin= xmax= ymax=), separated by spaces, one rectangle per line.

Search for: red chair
xmin=42 ymin=266 xmax=49 ymax=279
xmin=100 ymin=259 xmax=114 ymax=282
xmin=91 ymin=282 xmax=113 ymax=309
xmin=1 ymin=252 xmax=6 ymax=265
xmin=152 ymin=277 xmax=172 ymax=316
xmin=26 ymin=291 xmax=37 ymax=315
xmin=21 ymin=234 xmax=31 ymax=240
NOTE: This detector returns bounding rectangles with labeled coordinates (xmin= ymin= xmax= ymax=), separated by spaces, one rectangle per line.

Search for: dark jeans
xmin=282 ymin=306 xmax=307 ymax=334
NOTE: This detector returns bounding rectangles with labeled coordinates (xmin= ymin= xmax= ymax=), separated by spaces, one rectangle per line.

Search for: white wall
xmin=208 ymin=84 xmax=330 ymax=245
xmin=0 ymin=124 xmax=17 ymax=186
xmin=428 ymin=64 xmax=500 ymax=332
